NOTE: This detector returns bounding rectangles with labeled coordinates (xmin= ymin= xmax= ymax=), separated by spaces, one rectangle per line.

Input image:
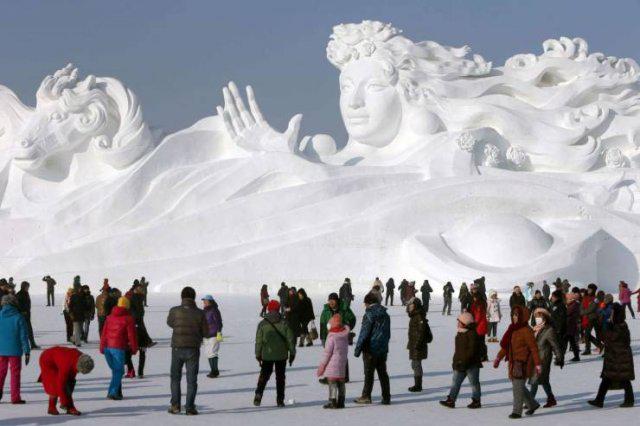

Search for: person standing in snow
xmin=202 ymin=295 xmax=223 ymax=378
xmin=459 ymin=283 xmax=471 ymax=312
xmin=167 ymin=286 xmax=210 ymax=416
xmin=565 ymin=292 xmax=581 ymax=362
xmin=38 ymin=346 xmax=94 ymax=416
xmin=542 ymin=281 xmax=551 ymax=302
xmin=442 ymin=281 xmax=455 ymax=315
xmin=319 ymin=293 xmax=356 ymax=384
xmin=527 ymin=290 xmax=548 ymax=326
xmin=81 ymin=285 xmax=95 ymax=343
xmin=354 ymin=293 xmax=391 ymax=405
xmin=297 ymin=288 xmax=316 ymax=347
xmin=470 ymin=286 xmax=488 ymax=361
xmin=95 ymin=280 xmax=110 ymax=336
xmin=398 ymin=279 xmax=408 ymax=306
xmin=439 ymin=312 xmax=482 ymax=409
xmin=140 ymin=276 xmax=149 ymax=307
xmin=254 ymin=300 xmax=296 ymax=408
xmin=486 ymin=290 xmax=502 ymax=343
xmin=68 ymin=277 xmax=86 ymax=347
xmin=339 ymin=278 xmax=354 ymax=308
xmin=42 ymin=275 xmax=56 ymax=307
xmin=277 ymin=282 xmax=289 ymax=315
xmin=523 ymin=282 xmax=535 ymax=303
xmin=100 ymin=296 xmax=138 ymax=400
xmin=509 ymin=286 xmax=526 ymax=310
xmin=494 ymin=305 xmax=542 ymax=419
xmin=420 ymin=280 xmax=433 ymax=313
xmin=385 ymin=278 xmax=395 ymax=306
xmin=619 ymin=281 xmax=635 ymax=319
xmin=406 ymin=297 xmax=430 ymax=393
xmin=16 ymin=281 xmax=40 ymax=349
xmin=259 ymin=284 xmax=269 ymax=317
xmin=317 ymin=313 xmax=350 ymax=409
xmin=588 ymin=303 xmax=635 ymax=408
xmin=0 ymin=294 xmax=30 ymax=405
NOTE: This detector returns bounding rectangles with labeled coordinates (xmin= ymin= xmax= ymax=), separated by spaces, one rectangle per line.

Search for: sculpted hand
xmin=217 ymin=82 xmax=302 ymax=153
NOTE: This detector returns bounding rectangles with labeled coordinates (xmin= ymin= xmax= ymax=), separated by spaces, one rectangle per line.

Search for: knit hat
xmin=328 ymin=292 xmax=340 ymax=302
xmin=77 ymin=354 xmax=94 ymax=374
xmin=117 ymin=296 xmax=130 ymax=309
xmin=201 ymin=294 xmax=214 ymax=302
xmin=267 ymin=300 xmax=280 ymax=313
xmin=457 ymin=312 xmax=475 ymax=326
xmin=1 ymin=294 xmax=18 ymax=307
xmin=604 ymin=293 xmax=614 ymax=304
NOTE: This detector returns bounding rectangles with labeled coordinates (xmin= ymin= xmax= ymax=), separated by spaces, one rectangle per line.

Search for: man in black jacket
xmin=68 ymin=277 xmax=86 ymax=347
xmin=339 ymin=278 xmax=354 ymax=308
xmin=167 ymin=286 xmax=210 ymax=416
xmin=384 ymin=278 xmax=395 ymax=306
xmin=43 ymin=275 xmax=56 ymax=306
xmin=420 ymin=280 xmax=433 ymax=312
xmin=16 ymin=281 xmax=40 ymax=349
xmin=277 ymin=282 xmax=289 ymax=315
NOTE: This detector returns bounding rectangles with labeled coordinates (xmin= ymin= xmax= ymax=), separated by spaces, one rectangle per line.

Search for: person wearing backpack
xmin=406 ymin=297 xmax=431 ymax=392
xmin=254 ymin=300 xmax=296 ymax=408
xmin=354 ymin=292 xmax=391 ymax=405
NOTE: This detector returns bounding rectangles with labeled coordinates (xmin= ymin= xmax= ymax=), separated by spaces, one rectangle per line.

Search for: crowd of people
xmin=0 ymin=274 xmax=637 ymax=418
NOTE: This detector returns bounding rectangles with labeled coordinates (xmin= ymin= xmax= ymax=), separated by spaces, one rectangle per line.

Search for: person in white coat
xmin=486 ymin=290 xmax=502 ymax=343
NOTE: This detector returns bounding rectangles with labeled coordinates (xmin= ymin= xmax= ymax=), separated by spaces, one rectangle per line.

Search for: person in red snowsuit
xmin=38 ymin=346 xmax=94 ymax=416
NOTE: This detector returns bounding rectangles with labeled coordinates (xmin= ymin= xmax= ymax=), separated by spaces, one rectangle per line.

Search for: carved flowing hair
xmin=36 ymin=64 xmax=152 ymax=169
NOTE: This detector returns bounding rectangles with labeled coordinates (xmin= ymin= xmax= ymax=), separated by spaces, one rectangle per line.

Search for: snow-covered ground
xmin=1 ymin=293 xmax=639 ymax=425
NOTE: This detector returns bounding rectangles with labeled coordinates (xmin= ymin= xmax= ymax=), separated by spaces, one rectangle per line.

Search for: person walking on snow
xmin=317 ymin=313 xmax=350 ymax=409
xmin=354 ymin=293 xmax=391 ymax=405
xmin=619 ymin=281 xmax=635 ymax=319
xmin=202 ymin=295 xmax=223 ymax=378
xmin=385 ymin=278 xmax=395 ymax=306
xmin=442 ymin=282 xmax=455 ymax=315
xmin=420 ymin=280 xmax=433 ymax=313
xmin=0 ymin=294 xmax=30 ymax=404
xmin=96 ymin=280 xmax=110 ymax=336
xmin=254 ymin=300 xmax=296 ymax=408
xmin=528 ymin=308 xmax=564 ymax=408
xmin=297 ymin=288 xmax=316 ymax=347
xmin=16 ymin=281 xmax=40 ymax=349
xmin=439 ymin=312 xmax=482 ymax=409
xmin=100 ymin=296 xmax=138 ymax=400
xmin=494 ymin=305 xmax=542 ymax=419
xmin=42 ymin=275 xmax=56 ymax=307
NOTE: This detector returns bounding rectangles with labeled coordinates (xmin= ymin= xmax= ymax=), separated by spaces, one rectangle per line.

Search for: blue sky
xmin=2 ymin=0 xmax=640 ymax=141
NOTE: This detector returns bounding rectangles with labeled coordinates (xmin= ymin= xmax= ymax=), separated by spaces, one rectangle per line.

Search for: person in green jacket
xmin=254 ymin=300 xmax=296 ymax=408
xmin=319 ymin=293 xmax=356 ymax=384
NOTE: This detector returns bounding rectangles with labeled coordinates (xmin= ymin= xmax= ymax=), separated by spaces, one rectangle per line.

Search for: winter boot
xmin=439 ymin=396 xmax=455 ymax=408
xmin=48 ymin=397 xmax=60 ymax=415
xmin=543 ymin=396 xmax=557 ymax=408
xmin=323 ymin=399 xmax=338 ymax=409
xmin=66 ymin=406 xmax=81 ymax=416
xmin=276 ymin=399 xmax=285 ymax=407
xmin=354 ymin=396 xmax=372 ymax=404
xmin=467 ymin=398 xmax=481 ymax=409
xmin=167 ymin=405 xmax=181 ymax=414
xmin=253 ymin=393 xmax=262 ymax=407
xmin=525 ymin=402 xmax=540 ymax=415
xmin=185 ymin=407 xmax=199 ymax=415
xmin=337 ymin=394 xmax=345 ymax=409
xmin=588 ymin=399 xmax=604 ymax=408
xmin=408 ymin=376 xmax=422 ymax=392
xmin=508 ymin=413 xmax=521 ymax=419
xmin=620 ymin=400 xmax=634 ymax=408
xmin=125 ymin=368 xmax=136 ymax=379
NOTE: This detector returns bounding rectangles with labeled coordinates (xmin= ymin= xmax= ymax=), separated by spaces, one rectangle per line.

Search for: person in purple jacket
xmin=201 ymin=295 xmax=223 ymax=378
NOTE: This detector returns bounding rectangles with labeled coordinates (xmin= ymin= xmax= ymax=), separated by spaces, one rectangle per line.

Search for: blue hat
xmin=201 ymin=294 xmax=214 ymax=302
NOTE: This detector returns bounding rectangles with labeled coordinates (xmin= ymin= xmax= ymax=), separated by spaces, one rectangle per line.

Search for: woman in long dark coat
xmin=588 ymin=303 xmax=635 ymax=408
xmin=296 ymin=288 xmax=316 ymax=347
xmin=406 ymin=298 xmax=428 ymax=393
xmin=285 ymin=287 xmax=301 ymax=339
xmin=529 ymin=308 xmax=564 ymax=408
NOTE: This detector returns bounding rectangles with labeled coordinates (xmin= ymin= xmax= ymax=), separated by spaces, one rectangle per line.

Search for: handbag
xmin=511 ymin=360 xmax=526 ymax=379
xmin=309 ymin=321 xmax=319 ymax=341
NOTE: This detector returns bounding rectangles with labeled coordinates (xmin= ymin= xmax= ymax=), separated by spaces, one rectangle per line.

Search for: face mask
xmin=535 ymin=317 xmax=544 ymax=326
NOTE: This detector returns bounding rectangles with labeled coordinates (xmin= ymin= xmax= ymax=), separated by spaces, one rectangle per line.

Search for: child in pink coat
xmin=317 ymin=314 xmax=349 ymax=409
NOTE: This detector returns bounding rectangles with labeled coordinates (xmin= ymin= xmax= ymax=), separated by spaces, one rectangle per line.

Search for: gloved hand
xmin=25 ymin=354 xmax=30 ymax=366
xmin=288 ymin=354 xmax=295 ymax=366
xmin=354 ymin=349 xmax=361 ymax=358
xmin=493 ymin=358 xmax=500 ymax=369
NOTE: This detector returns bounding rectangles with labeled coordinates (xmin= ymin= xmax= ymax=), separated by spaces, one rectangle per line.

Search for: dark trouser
xmin=143 ymin=292 xmax=148 ymax=307
xmin=82 ymin=319 xmax=91 ymax=342
xmin=138 ymin=349 xmax=146 ymax=377
xmin=530 ymin=381 xmax=553 ymax=399
xmin=584 ymin=325 xmax=602 ymax=352
xmin=385 ymin=292 xmax=394 ymax=306
xmin=255 ymin=360 xmax=286 ymax=403
xmin=443 ymin=298 xmax=452 ymax=315
xmin=595 ymin=377 xmax=634 ymax=403
xmin=448 ymin=367 xmax=481 ymax=401
xmin=563 ymin=334 xmax=580 ymax=359
xmin=622 ymin=303 xmax=635 ymax=319
xmin=361 ymin=352 xmax=390 ymax=402
xmin=512 ymin=378 xmax=537 ymax=415
xmin=98 ymin=316 xmax=106 ymax=336
xmin=422 ymin=297 xmax=430 ymax=313
xmin=24 ymin=313 xmax=37 ymax=347
xmin=125 ymin=351 xmax=134 ymax=372
xmin=488 ymin=322 xmax=498 ymax=338
xmin=47 ymin=288 xmax=55 ymax=306
xmin=170 ymin=347 xmax=200 ymax=410
xmin=64 ymin=311 xmax=73 ymax=341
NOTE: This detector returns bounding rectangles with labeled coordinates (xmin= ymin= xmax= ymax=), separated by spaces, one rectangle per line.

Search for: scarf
xmin=532 ymin=320 xmax=545 ymax=337
xmin=499 ymin=305 xmax=528 ymax=361
xmin=329 ymin=325 xmax=345 ymax=333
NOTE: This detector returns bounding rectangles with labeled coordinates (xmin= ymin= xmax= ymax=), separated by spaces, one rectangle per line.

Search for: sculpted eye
xmin=366 ymin=82 xmax=387 ymax=92
xmin=49 ymin=112 xmax=67 ymax=122
xmin=340 ymin=82 xmax=354 ymax=92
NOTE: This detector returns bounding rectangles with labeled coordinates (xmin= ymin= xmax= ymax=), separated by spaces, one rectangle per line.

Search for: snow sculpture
xmin=1 ymin=21 xmax=640 ymax=293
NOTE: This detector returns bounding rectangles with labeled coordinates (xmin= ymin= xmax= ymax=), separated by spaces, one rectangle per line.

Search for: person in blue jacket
xmin=354 ymin=292 xmax=391 ymax=405
xmin=0 ymin=294 xmax=30 ymax=404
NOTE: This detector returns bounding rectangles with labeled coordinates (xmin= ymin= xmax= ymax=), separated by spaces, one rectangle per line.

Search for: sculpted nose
xmin=349 ymin=86 xmax=365 ymax=109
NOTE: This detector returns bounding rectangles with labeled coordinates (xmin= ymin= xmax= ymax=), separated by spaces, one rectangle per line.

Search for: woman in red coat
xmin=39 ymin=346 xmax=94 ymax=416
xmin=100 ymin=297 xmax=138 ymax=400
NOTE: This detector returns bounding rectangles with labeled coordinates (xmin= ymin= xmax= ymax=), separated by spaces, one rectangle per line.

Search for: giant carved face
xmin=339 ymin=57 xmax=402 ymax=147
